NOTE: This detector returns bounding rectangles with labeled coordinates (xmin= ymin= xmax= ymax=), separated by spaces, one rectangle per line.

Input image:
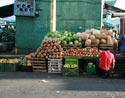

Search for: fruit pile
xmin=63 ymin=49 xmax=83 ymax=57
xmin=82 ymin=48 xmax=100 ymax=58
xmin=44 ymin=31 xmax=82 ymax=45
xmin=64 ymin=64 xmax=78 ymax=68
xmin=0 ymin=59 xmax=21 ymax=63
xmin=63 ymin=48 xmax=100 ymax=58
xmin=24 ymin=54 xmax=32 ymax=66
xmin=34 ymin=40 xmax=63 ymax=59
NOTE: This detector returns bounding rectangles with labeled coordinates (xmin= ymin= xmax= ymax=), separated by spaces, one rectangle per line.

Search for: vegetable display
xmin=43 ymin=31 xmax=82 ymax=45
xmin=63 ymin=48 xmax=100 ymax=58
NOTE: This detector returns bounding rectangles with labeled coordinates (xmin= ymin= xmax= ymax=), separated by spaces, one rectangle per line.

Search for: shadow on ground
xmin=0 ymin=72 xmax=125 ymax=92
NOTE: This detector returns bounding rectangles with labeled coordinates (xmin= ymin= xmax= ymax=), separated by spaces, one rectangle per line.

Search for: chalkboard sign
xmin=14 ymin=0 xmax=36 ymax=16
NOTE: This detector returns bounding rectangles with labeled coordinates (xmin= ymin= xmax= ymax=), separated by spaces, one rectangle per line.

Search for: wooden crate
xmin=99 ymin=44 xmax=115 ymax=53
xmin=32 ymin=66 xmax=47 ymax=72
xmin=84 ymin=44 xmax=99 ymax=49
xmin=61 ymin=44 xmax=82 ymax=50
xmin=48 ymin=59 xmax=62 ymax=73
xmin=31 ymin=58 xmax=47 ymax=72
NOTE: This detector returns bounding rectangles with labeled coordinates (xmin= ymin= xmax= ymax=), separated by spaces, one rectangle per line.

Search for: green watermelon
xmin=74 ymin=40 xmax=79 ymax=44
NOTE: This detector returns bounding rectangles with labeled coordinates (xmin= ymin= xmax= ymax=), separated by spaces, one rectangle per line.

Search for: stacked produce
xmin=34 ymin=40 xmax=63 ymax=59
xmin=76 ymin=29 xmax=118 ymax=46
xmin=0 ymin=58 xmax=21 ymax=72
xmin=63 ymin=49 xmax=83 ymax=57
xmin=44 ymin=31 xmax=82 ymax=45
xmin=0 ymin=58 xmax=21 ymax=63
xmin=64 ymin=64 xmax=78 ymax=68
xmin=24 ymin=54 xmax=32 ymax=66
xmin=82 ymin=48 xmax=100 ymax=58
xmin=63 ymin=48 xmax=100 ymax=58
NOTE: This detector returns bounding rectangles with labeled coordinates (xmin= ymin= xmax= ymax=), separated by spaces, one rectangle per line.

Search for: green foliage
xmin=1 ymin=27 xmax=15 ymax=42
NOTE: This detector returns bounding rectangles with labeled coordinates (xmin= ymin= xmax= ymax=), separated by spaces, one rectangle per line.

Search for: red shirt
xmin=99 ymin=51 xmax=115 ymax=71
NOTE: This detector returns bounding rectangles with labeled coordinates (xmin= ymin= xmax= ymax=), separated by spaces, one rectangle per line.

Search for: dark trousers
xmin=96 ymin=66 xmax=113 ymax=78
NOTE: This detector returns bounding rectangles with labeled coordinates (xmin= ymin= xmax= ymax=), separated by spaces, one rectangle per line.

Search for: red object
xmin=99 ymin=51 xmax=115 ymax=71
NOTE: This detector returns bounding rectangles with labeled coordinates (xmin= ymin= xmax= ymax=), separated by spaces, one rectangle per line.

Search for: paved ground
xmin=0 ymin=72 xmax=125 ymax=98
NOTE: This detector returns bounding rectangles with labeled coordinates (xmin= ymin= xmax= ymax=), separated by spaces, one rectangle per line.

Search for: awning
xmin=0 ymin=4 xmax=14 ymax=18
xmin=104 ymin=3 xmax=125 ymax=12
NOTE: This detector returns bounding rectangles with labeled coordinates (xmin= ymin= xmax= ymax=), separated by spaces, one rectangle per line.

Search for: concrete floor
xmin=0 ymin=72 xmax=125 ymax=98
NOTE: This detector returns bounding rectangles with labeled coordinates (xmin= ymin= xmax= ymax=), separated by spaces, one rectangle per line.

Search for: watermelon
xmin=73 ymin=34 xmax=78 ymax=40
xmin=68 ymin=32 xmax=72 ymax=36
xmin=61 ymin=40 xmax=67 ymax=45
xmin=74 ymin=40 xmax=79 ymax=44
xmin=69 ymin=42 xmax=73 ymax=45
xmin=65 ymin=37 xmax=72 ymax=42
xmin=64 ymin=31 xmax=69 ymax=36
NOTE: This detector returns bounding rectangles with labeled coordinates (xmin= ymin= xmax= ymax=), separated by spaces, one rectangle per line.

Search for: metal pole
xmin=50 ymin=0 xmax=56 ymax=32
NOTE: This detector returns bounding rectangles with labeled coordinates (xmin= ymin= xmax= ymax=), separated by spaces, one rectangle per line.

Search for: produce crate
xmin=86 ymin=63 xmax=96 ymax=75
xmin=63 ymin=67 xmax=79 ymax=76
xmin=48 ymin=59 xmax=62 ymax=73
xmin=99 ymin=44 xmax=115 ymax=53
xmin=84 ymin=44 xmax=99 ymax=49
xmin=63 ymin=58 xmax=79 ymax=76
xmin=0 ymin=63 xmax=4 ymax=72
xmin=4 ymin=63 xmax=17 ymax=72
xmin=63 ymin=56 xmax=82 ymax=59
xmin=61 ymin=44 xmax=82 ymax=50
xmin=31 ymin=58 xmax=47 ymax=72
xmin=65 ymin=58 xmax=78 ymax=65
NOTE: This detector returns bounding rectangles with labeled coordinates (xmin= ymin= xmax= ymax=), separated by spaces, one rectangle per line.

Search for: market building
xmin=0 ymin=0 xmax=125 ymax=78
xmin=14 ymin=0 xmax=102 ymax=53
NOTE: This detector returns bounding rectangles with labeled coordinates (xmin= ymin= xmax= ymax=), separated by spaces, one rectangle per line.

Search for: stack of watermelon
xmin=43 ymin=31 xmax=82 ymax=45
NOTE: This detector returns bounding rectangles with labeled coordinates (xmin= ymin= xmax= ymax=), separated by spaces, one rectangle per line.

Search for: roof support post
xmin=50 ymin=0 xmax=56 ymax=32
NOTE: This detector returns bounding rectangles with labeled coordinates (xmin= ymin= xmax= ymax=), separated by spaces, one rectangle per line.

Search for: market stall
xmin=18 ymin=28 xmax=119 ymax=76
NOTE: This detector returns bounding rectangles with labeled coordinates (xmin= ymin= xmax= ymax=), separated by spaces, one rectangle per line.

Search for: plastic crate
xmin=0 ymin=63 xmax=4 ymax=72
xmin=4 ymin=63 xmax=17 ymax=72
xmin=65 ymin=58 xmax=78 ymax=65
xmin=63 ymin=67 xmax=79 ymax=76
xmin=48 ymin=59 xmax=62 ymax=73
xmin=86 ymin=63 xmax=96 ymax=75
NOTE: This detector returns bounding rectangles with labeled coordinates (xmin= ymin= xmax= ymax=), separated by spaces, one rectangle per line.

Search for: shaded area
xmin=0 ymin=4 xmax=14 ymax=18
xmin=0 ymin=72 xmax=125 ymax=92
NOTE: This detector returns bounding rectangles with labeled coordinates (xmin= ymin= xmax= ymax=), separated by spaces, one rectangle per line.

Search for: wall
xmin=16 ymin=0 xmax=50 ymax=53
xmin=56 ymin=0 xmax=102 ymax=32
xmin=15 ymin=0 xmax=102 ymax=54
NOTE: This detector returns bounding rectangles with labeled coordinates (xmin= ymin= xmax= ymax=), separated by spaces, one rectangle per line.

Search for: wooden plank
xmin=33 ymin=70 xmax=47 ymax=72
xmin=32 ymin=64 xmax=46 ymax=66
xmin=32 ymin=66 xmax=46 ymax=68
xmin=32 ymin=61 xmax=46 ymax=63
xmin=31 ymin=58 xmax=45 ymax=60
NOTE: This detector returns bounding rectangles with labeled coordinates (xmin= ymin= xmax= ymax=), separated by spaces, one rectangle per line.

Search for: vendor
xmin=97 ymin=50 xmax=115 ymax=78
xmin=119 ymin=33 xmax=125 ymax=54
